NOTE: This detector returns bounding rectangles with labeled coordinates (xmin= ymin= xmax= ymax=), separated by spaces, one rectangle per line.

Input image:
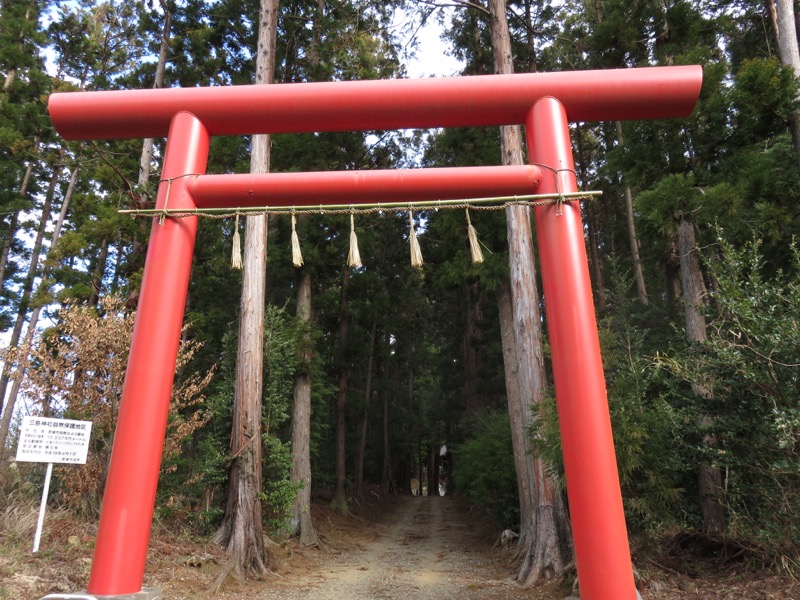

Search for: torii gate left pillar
xmin=43 ymin=65 xmax=702 ymax=600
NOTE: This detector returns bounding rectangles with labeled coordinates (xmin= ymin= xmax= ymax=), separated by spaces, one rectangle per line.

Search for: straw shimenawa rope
xmin=121 ymin=190 xmax=601 ymax=270
xmin=121 ymin=191 xmax=601 ymax=221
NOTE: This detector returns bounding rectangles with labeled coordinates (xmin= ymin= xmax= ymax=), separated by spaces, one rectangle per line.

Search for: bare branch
xmin=415 ymin=0 xmax=490 ymax=16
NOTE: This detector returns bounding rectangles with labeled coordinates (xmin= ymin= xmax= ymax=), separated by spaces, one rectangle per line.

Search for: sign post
xmin=15 ymin=416 xmax=93 ymax=552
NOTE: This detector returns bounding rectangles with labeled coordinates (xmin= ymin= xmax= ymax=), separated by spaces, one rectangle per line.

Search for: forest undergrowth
xmin=0 ymin=481 xmax=797 ymax=600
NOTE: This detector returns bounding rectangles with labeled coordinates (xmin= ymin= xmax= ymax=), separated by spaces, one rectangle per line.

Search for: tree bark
xmin=381 ymin=350 xmax=393 ymax=494
xmin=418 ymin=438 xmax=425 ymax=496
xmin=354 ymin=404 xmax=368 ymax=497
xmin=586 ymin=202 xmax=607 ymax=309
xmin=355 ymin=319 xmax=378 ymax=498
xmin=215 ymin=0 xmax=278 ymax=582
xmin=287 ymin=0 xmax=323 ymax=541
xmin=88 ymin=239 xmax=110 ymax=308
xmin=331 ymin=269 xmax=351 ymax=514
xmin=678 ymin=219 xmax=707 ymax=344
xmin=677 ymin=217 xmax=725 ymax=533
xmin=427 ymin=445 xmax=438 ymax=497
xmin=288 ymin=267 xmax=319 ymax=545
xmin=462 ymin=282 xmax=481 ymax=415
xmin=497 ymin=278 xmax=531 ymax=528
xmin=0 ymin=211 xmax=20 ymax=297
xmin=616 ymin=122 xmax=649 ymax=305
xmin=489 ymin=0 xmax=573 ymax=584
xmin=771 ymin=0 xmax=800 ymax=169
xmin=214 ymin=207 xmax=271 ymax=578
xmin=574 ymin=124 xmax=606 ymax=310
xmin=137 ymin=1 xmax=172 ymax=201
xmin=665 ymin=237 xmax=682 ymax=305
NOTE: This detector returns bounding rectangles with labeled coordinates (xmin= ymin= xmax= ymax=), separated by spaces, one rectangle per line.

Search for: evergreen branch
xmin=86 ymin=140 xmax=137 ymax=199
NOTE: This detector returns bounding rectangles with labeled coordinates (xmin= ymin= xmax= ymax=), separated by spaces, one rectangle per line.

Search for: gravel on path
xmin=254 ymin=495 xmax=541 ymax=600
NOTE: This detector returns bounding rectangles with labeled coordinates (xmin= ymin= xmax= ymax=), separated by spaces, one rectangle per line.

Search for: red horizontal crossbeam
xmin=48 ymin=66 xmax=702 ymax=140
xmin=185 ymin=165 xmax=543 ymax=208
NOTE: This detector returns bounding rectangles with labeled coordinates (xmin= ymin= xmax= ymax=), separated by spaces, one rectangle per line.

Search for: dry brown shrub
xmin=11 ymin=295 xmax=213 ymax=517
xmin=0 ymin=498 xmax=39 ymax=540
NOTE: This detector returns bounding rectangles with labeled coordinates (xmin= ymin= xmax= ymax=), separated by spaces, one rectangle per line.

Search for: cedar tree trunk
xmin=214 ymin=0 xmax=279 ymax=582
xmin=289 ymin=267 xmax=319 ymax=545
xmin=677 ymin=217 xmax=725 ymax=533
xmin=489 ymin=0 xmax=573 ymax=584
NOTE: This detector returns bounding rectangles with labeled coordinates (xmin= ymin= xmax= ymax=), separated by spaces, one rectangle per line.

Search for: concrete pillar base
xmin=40 ymin=588 xmax=162 ymax=600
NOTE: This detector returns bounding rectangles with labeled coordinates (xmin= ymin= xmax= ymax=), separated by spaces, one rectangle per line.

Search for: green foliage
xmin=179 ymin=326 xmax=237 ymax=532
xmin=261 ymin=305 xmax=302 ymax=535
xmin=453 ymin=410 xmax=519 ymax=529
xmin=533 ymin=262 xmax=689 ymax=532
xmin=262 ymin=305 xmax=297 ymax=435
xmin=48 ymin=0 xmax=146 ymax=89
xmin=259 ymin=303 xmax=340 ymax=535
xmin=599 ymin=266 xmax=689 ymax=530
xmin=731 ymin=58 xmax=800 ymax=144
xmin=191 ymin=305 xmax=308 ymax=534
xmin=721 ymin=136 xmax=800 ymax=267
xmin=259 ymin=433 xmax=302 ymax=538
xmin=658 ymin=235 xmax=800 ymax=544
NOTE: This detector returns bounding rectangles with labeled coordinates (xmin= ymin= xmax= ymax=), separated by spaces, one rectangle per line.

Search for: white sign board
xmin=15 ymin=416 xmax=92 ymax=465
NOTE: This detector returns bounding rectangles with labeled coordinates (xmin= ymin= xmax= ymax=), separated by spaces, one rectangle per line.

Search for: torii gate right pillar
xmin=527 ymin=97 xmax=637 ymax=599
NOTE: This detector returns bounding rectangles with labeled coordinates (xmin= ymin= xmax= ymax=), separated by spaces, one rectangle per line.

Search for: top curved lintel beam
xmin=49 ymin=65 xmax=702 ymax=141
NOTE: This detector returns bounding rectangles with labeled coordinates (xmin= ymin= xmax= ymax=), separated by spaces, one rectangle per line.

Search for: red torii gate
xmin=46 ymin=65 xmax=702 ymax=600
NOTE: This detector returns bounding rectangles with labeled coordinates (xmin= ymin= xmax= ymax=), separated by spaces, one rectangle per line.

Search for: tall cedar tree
xmin=214 ymin=0 xmax=279 ymax=585
xmin=488 ymin=0 xmax=573 ymax=585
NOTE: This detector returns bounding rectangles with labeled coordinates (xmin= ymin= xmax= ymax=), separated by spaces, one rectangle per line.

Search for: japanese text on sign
xmin=15 ymin=416 xmax=93 ymax=465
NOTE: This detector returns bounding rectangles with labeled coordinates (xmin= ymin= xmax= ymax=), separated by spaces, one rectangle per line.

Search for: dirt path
xmin=256 ymin=495 xmax=547 ymax=600
xmin=4 ymin=493 xmax=797 ymax=599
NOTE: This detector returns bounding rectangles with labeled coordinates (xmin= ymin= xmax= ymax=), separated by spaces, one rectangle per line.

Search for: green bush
xmin=660 ymin=236 xmax=800 ymax=544
xmin=453 ymin=410 xmax=519 ymax=529
xmin=531 ymin=263 xmax=690 ymax=533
